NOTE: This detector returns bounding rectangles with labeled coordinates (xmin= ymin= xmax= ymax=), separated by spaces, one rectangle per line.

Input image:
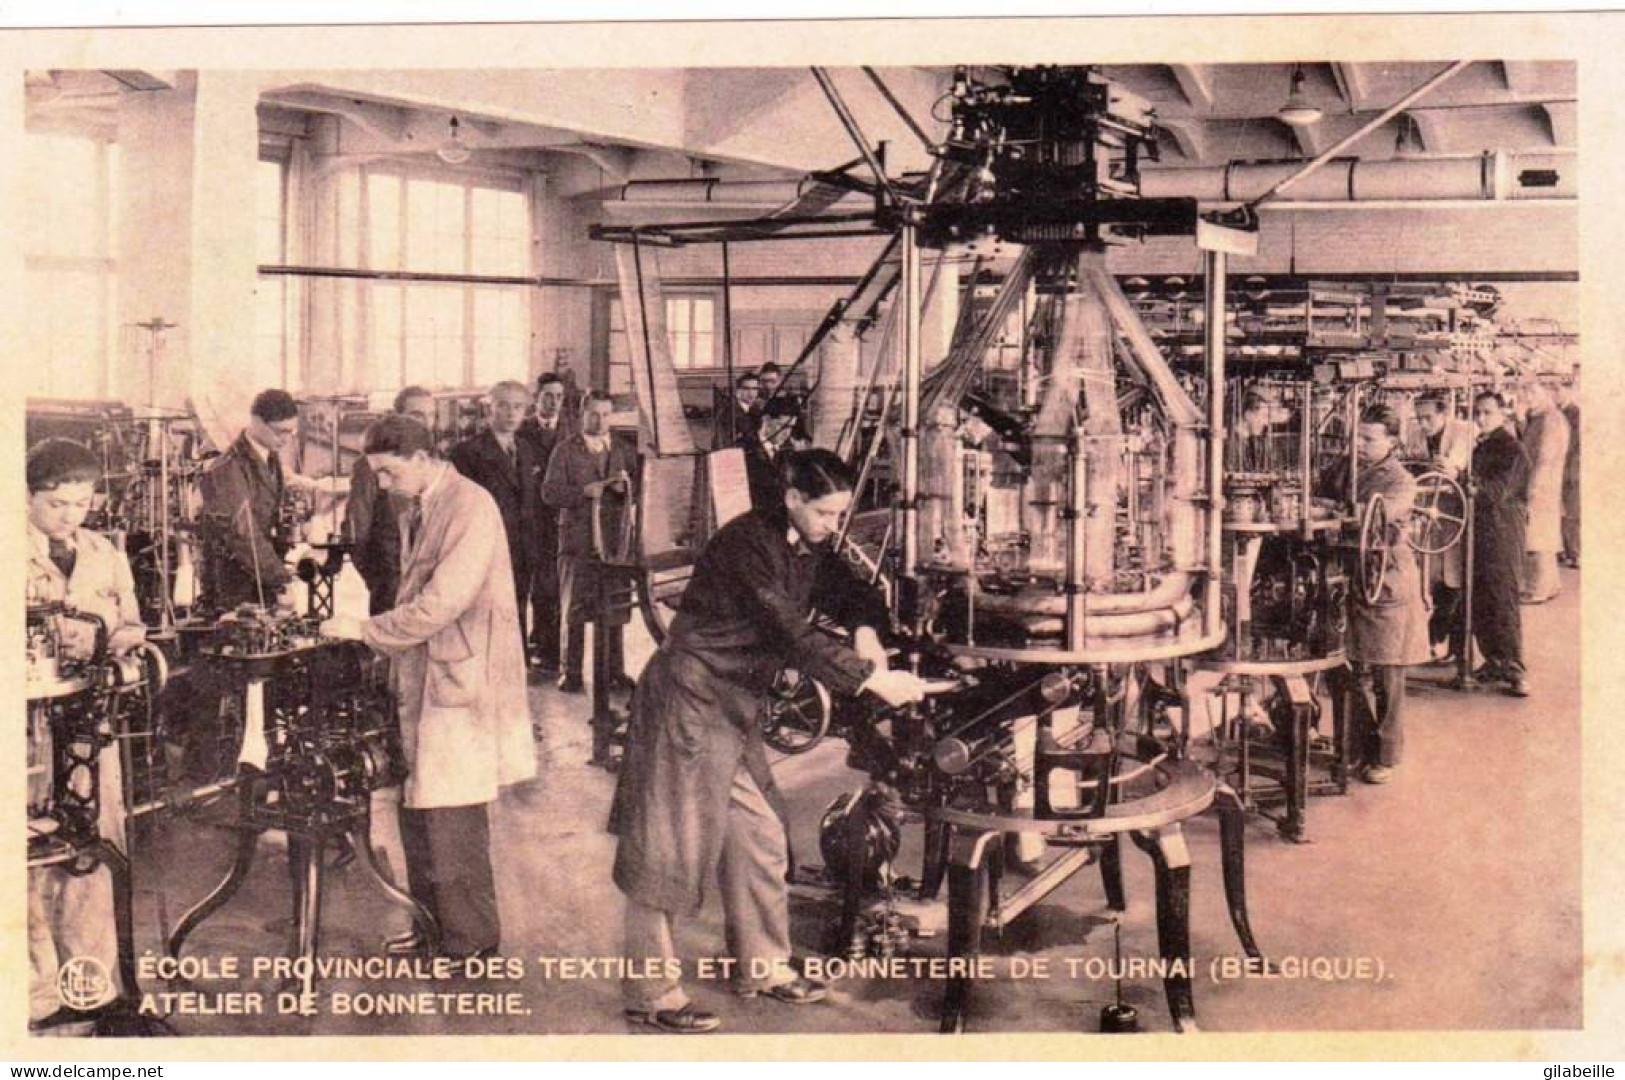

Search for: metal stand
xmin=933 ymin=759 xmax=1264 ymax=1034
xmin=166 ymin=770 xmax=437 ymax=999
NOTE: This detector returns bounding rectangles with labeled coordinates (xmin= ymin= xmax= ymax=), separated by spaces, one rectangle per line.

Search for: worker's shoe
xmin=557 ymin=674 xmax=586 ymax=694
xmin=740 ymin=975 xmax=828 ymax=1005
xmin=382 ymin=929 xmax=431 ymax=957
xmin=1506 ymin=675 xmax=1531 ymax=698
xmin=623 ymin=1004 xmax=721 ymax=1034
xmin=608 ymin=673 xmax=637 ymax=693
xmin=1360 ymin=764 xmax=1394 ymax=785
xmin=1472 ymin=661 xmax=1505 ymax=685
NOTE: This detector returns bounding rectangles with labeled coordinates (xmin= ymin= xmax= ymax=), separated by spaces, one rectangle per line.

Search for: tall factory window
xmin=606 ymin=292 xmax=719 ymax=377
xmin=346 ymin=167 xmax=532 ymax=390
xmin=254 ymin=156 xmax=301 ymax=391
xmin=21 ymin=131 xmax=119 ymax=400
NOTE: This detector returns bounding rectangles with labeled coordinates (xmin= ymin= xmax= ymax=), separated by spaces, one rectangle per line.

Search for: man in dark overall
xmin=608 ymin=449 xmax=927 ymax=1034
xmin=1470 ymin=391 xmax=1533 ymax=696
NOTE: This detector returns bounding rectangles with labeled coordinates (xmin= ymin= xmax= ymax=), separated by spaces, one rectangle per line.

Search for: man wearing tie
xmin=517 ymin=374 xmax=568 ymax=679
xmin=322 ymin=415 xmax=537 ymax=964
xmin=198 ymin=389 xmax=301 ymax=610
xmin=345 ymin=386 xmax=434 ymax=614
xmin=542 ymin=391 xmax=638 ymax=694
xmin=451 ymin=381 xmax=543 ymax=659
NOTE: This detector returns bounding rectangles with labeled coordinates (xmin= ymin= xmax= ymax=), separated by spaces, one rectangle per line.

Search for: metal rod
xmin=1245 ymin=60 xmax=1474 ymax=211
xmin=1204 ymin=249 xmax=1228 ymax=640
xmin=811 ymin=67 xmax=902 ymax=208
xmin=630 ymin=236 xmax=663 ymax=453
xmin=722 ymin=241 xmax=736 ymax=446
xmin=899 ymin=225 xmax=922 ymax=582
xmin=861 ymin=66 xmax=935 ymax=152
xmin=1066 ymin=427 xmax=1089 ymax=653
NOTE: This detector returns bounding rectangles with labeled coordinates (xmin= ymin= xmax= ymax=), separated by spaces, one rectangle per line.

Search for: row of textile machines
xmin=24 ymin=63 xmax=1576 ymax=1036
xmin=22 ymin=390 xmax=497 ymax=1034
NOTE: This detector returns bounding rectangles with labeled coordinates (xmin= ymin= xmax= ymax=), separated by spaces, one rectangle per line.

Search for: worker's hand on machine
xmin=108 ymin=625 xmax=148 ymax=657
xmin=861 ymin=667 xmax=930 ymax=708
xmin=319 ymin=615 xmax=365 ymax=641
xmin=852 ymin=626 xmax=890 ymax=672
xmin=57 ymin=619 xmax=99 ymax=661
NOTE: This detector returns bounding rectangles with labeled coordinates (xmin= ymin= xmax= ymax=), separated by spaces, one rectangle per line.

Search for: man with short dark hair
xmin=518 ymin=374 xmax=569 ymax=677
xmin=541 ymin=391 xmax=638 ymax=694
xmin=1470 ymin=392 xmax=1533 ymax=696
xmin=198 ymin=389 xmax=301 ymax=609
xmin=1335 ymin=404 xmax=1431 ymax=784
xmin=1408 ymin=393 xmax=1475 ymax=662
xmin=323 ymin=415 xmax=536 ymax=965
xmin=451 ymin=381 xmax=544 ymax=659
xmin=345 ymin=387 xmax=434 ymax=614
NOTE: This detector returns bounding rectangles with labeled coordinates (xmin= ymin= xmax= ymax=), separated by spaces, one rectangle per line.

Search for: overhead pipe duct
xmin=1140 ymin=150 xmax=1575 ymax=204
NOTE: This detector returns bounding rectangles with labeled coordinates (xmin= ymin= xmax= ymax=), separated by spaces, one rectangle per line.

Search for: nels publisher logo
xmin=57 ymin=956 xmax=113 ymax=1011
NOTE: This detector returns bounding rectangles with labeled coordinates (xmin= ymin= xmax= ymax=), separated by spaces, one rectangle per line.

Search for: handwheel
xmin=1358 ymin=493 xmax=1390 ymax=606
xmin=1407 ymin=469 xmax=1467 ymax=555
xmin=759 ymin=669 xmax=832 ymax=755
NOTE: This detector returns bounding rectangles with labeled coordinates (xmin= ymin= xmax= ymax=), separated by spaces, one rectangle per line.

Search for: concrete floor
xmin=130 ymin=566 xmax=1581 ymax=1038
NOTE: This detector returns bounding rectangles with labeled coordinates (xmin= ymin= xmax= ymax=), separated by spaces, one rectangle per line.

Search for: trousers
xmin=398 ymin=802 xmax=500 ymax=956
xmin=1331 ymin=663 xmax=1407 ymax=769
xmin=621 ymin=765 xmax=795 ymax=1010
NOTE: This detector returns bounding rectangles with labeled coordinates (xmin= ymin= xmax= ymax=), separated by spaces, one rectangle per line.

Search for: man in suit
xmin=323 ymin=415 xmax=537 ymax=963
xmin=518 ymin=374 xmax=568 ymax=678
xmin=1554 ymin=378 xmax=1581 ymax=569
xmin=542 ymin=391 xmax=639 ymax=694
xmin=198 ymin=389 xmax=300 ymax=610
xmin=1471 ymin=392 xmax=1533 ymax=696
xmin=450 ymin=381 xmax=543 ymax=659
xmin=345 ymin=386 xmax=434 ymax=615
xmin=1519 ymin=383 xmax=1570 ymax=604
xmin=1407 ymin=393 xmax=1476 ymax=661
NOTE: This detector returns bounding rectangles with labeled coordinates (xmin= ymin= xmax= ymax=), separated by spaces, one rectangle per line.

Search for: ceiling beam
xmin=1542 ymin=101 xmax=1576 ymax=147
xmin=101 ymin=70 xmax=177 ymax=92
xmin=1502 ymin=61 xmax=1540 ymax=91
xmin=1331 ymin=63 xmax=1368 ymax=109
xmin=1167 ymin=64 xmax=1215 ymax=112
xmin=1407 ymin=110 xmax=1451 ymax=153
xmin=262 ymin=90 xmax=410 ymax=143
xmin=1156 ymin=118 xmax=1208 ymax=162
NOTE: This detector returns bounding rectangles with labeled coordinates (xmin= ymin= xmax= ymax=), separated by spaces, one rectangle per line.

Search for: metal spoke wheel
xmin=1358 ymin=493 xmax=1391 ymax=606
xmin=1407 ymin=470 xmax=1467 ymax=556
xmin=760 ymin=669 xmax=833 ymax=755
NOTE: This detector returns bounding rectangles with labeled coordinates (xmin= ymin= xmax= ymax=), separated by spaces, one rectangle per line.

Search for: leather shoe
xmin=1506 ymin=676 xmax=1531 ymax=698
xmin=1360 ymin=764 xmax=1394 ymax=785
xmin=445 ymin=945 xmax=500 ymax=977
xmin=740 ymin=975 xmax=828 ymax=1004
xmin=624 ymin=1003 xmax=721 ymax=1034
xmin=557 ymin=675 xmax=585 ymax=694
xmin=383 ymin=930 xmax=430 ymax=956
xmin=608 ymin=673 xmax=637 ymax=693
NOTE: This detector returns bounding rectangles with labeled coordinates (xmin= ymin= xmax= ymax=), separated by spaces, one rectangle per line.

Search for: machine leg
xmin=167 ymin=785 xmax=261 ymax=961
xmin=834 ymin=797 xmax=869 ymax=958
xmin=347 ymin=820 xmax=442 ymax=955
xmin=1131 ymin=826 xmax=1198 ymax=1033
xmin=1214 ymin=785 xmax=1266 ymax=963
xmin=1271 ymin=682 xmax=1313 ymax=844
xmin=294 ymin=835 xmax=326 ymax=999
xmin=1100 ymin=834 xmax=1127 ymax=912
xmin=940 ymin=831 xmax=994 ymax=1034
xmin=918 ymin=818 xmax=950 ymax=902
xmin=1329 ymin=671 xmax=1351 ymax=792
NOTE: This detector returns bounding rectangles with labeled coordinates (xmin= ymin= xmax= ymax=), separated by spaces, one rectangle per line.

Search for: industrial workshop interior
xmin=20 ymin=60 xmax=1581 ymax=1041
